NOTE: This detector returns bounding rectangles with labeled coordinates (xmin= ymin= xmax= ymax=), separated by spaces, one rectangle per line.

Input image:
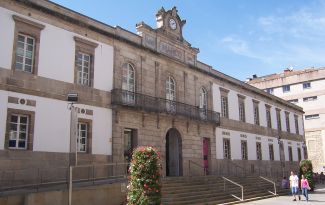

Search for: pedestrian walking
xmin=301 ymin=175 xmax=310 ymax=201
xmin=321 ymin=172 xmax=325 ymax=184
xmin=289 ymin=171 xmax=300 ymax=201
xmin=281 ymin=177 xmax=289 ymax=189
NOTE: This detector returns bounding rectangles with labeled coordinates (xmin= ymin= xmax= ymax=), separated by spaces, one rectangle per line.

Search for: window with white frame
xmin=241 ymin=140 xmax=248 ymax=160
xmin=282 ymin=85 xmax=290 ymax=93
xmin=223 ymin=138 xmax=231 ymax=159
xmin=15 ymin=34 xmax=35 ymax=73
xmin=12 ymin=15 xmax=44 ymax=75
xmin=77 ymin=122 xmax=88 ymax=152
xmin=199 ymin=87 xmax=208 ymax=119
xmin=303 ymin=82 xmax=311 ymax=89
xmin=303 ymin=96 xmax=317 ymax=102
xmin=266 ymin=105 xmax=272 ymax=128
xmin=288 ymin=99 xmax=298 ymax=104
xmin=9 ymin=114 xmax=29 ymax=149
xmin=238 ymin=95 xmax=246 ymax=122
xmin=297 ymin=147 xmax=302 ymax=162
xmin=253 ymin=101 xmax=260 ymax=125
xmin=166 ymin=76 xmax=176 ymax=113
xmin=122 ymin=63 xmax=135 ymax=104
xmin=294 ymin=115 xmax=299 ymax=134
xmin=256 ymin=142 xmax=262 ymax=160
xmin=74 ymin=36 xmax=97 ymax=87
xmin=269 ymin=144 xmax=274 ymax=161
xmin=285 ymin=112 xmax=290 ymax=133
xmin=76 ymin=52 xmax=91 ymax=86
xmin=266 ymin=88 xmax=274 ymax=94
xmin=221 ymin=96 xmax=229 ymax=118
xmin=276 ymin=109 xmax=282 ymax=131
xmin=305 ymin=114 xmax=319 ymax=120
xmin=288 ymin=146 xmax=293 ymax=162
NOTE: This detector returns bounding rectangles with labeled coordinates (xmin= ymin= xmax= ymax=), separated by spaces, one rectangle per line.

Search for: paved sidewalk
xmin=242 ymin=184 xmax=325 ymax=205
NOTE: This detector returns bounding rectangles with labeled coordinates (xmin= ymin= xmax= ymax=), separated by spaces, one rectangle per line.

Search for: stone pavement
xmin=242 ymin=184 xmax=325 ymax=205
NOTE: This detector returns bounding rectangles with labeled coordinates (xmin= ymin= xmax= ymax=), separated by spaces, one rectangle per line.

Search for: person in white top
xmin=289 ymin=171 xmax=300 ymax=201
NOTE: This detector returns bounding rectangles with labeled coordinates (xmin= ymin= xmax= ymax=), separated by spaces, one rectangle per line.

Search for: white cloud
xmin=220 ymin=1 xmax=325 ymax=69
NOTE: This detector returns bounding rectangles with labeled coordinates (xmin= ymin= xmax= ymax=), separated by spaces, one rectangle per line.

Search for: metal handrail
xmin=222 ymin=176 xmax=244 ymax=201
xmin=0 ymin=163 xmax=129 ymax=193
xmin=189 ymin=160 xmax=205 ymax=176
xmin=260 ymin=176 xmax=277 ymax=196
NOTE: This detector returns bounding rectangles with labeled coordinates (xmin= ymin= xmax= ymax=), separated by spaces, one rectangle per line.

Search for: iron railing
xmin=111 ymin=89 xmax=220 ymax=125
xmin=0 ymin=163 xmax=128 ymax=194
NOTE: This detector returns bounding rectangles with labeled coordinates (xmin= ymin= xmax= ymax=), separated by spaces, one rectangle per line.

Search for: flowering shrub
xmin=127 ymin=146 xmax=162 ymax=205
xmin=300 ymin=160 xmax=315 ymax=191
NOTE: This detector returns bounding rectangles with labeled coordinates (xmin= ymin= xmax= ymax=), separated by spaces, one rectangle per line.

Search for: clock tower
xmin=136 ymin=7 xmax=199 ymax=66
xmin=155 ymin=7 xmax=186 ymax=41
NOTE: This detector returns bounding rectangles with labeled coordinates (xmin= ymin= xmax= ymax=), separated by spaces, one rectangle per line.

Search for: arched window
xmin=199 ymin=87 xmax=208 ymax=119
xmin=122 ymin=63 xmax=135 ymax=104
xmin=166 ymin=76 xmax=176 ymax=112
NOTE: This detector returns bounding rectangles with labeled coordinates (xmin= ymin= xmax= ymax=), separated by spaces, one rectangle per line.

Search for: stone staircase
xmin=161 ymin=175 xmax=288 ymax=205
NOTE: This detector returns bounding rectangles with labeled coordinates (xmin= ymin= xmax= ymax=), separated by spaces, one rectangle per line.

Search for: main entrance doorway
xmin=166 ymin=128 xmax=182 ymax=176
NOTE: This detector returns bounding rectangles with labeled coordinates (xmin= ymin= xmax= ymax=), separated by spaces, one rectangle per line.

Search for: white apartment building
xmin=248 ymin=68 xmax=325 ymax=172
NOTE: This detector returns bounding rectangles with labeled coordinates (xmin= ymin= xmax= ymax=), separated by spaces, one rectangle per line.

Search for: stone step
xmin=161 ymin=175 xmax=285 ymax=205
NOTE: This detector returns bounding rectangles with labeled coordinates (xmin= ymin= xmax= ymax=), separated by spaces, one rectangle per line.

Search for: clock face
xmin=169 ymin=18 xmax=177 ymax=30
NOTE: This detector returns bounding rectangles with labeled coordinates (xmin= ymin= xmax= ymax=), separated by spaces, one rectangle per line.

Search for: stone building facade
xmin=0 ymin=0 xmax=305 ymax=179
xmin=248 ymin=68 xmax=325 ymax=172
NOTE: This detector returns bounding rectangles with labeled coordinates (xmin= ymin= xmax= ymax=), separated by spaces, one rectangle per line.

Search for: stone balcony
xmin=111 ymin=89 xmax=220 ymax=125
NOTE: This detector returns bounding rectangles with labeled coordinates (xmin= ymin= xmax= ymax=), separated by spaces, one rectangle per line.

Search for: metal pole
xmin=68 ymin=166 xmax=72 ymax=205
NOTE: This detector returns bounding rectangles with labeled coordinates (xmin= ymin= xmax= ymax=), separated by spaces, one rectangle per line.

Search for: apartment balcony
xmin=111 ymin=89 xmax=220 ymax=125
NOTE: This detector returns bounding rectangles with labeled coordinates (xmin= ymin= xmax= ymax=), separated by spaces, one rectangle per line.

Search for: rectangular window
xmin=74 ymin=36 xmax=98 ymax=87
xmin=15 ymin=34 xmax=35 ymax=73
xmin=282 ymin=85 xmax=290 ymax=93
xmin=305 ymin=114 xmax=320 ymax=120
xmin=76 ymin=52 xmax=91 ymax=86
xmin=303 ymin=96 xmax=317 ymax=102
xmin=12 ymin=15 xmax=44 ymax=75
xmin=241 ymin=140 xmax=248 ymax=160
xmin=297 ymin=147 xmax=302 ymax=162
xmin=266 ymin=106 xmax=272 ymax=128
xmin=9 ymin=114 xmax=29 ymax=149
xmin=266 ymin=88 xmax=274 ymax=94
xmin=269 ymin=144 xmax=274 ymax=161
xmin=77 ymin=122 xmax=88 ymax=152
xmin=256 ymin=142 xmax=262 ymax=160
xmin=288 ymin=99 xmax=298 ymax=104
xmin=276 ymin=109 xmax=282 ymax=131
xmin=294 ymin=115 xmax=299 ymax=135
xmin=239 ymin=102 xmax=245 ymax=122
xmin=221 ymin=96 xmax=229 ymax=118
xmin=285 ymin=112 xmax=290 ymax=133
xmin=253 ymin=102 xmax=260 ymax=125
xmin=303 ymin=147 xmax=308 ymax=159
xmin=303 ymin=82 xmax=311 ymax=89
xmin=223 ymin=138 xmax=231 ymax=159
xmin=288 ymin=146 xmax=293 ymax=162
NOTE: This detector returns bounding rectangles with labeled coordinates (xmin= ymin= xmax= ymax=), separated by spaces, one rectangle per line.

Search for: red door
xmin=203 ymin=138 xmax=209 ymax=175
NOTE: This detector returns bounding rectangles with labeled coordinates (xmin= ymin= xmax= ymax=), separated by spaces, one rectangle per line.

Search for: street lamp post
xmin=278 ymin=136 xmax=285 ymax=178
xmin=67 ymin=93 xmax=78 ymax=205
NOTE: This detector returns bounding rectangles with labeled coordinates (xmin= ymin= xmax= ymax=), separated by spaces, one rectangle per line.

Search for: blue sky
xmin=52 ymin=0 xmax=325 ymax=80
